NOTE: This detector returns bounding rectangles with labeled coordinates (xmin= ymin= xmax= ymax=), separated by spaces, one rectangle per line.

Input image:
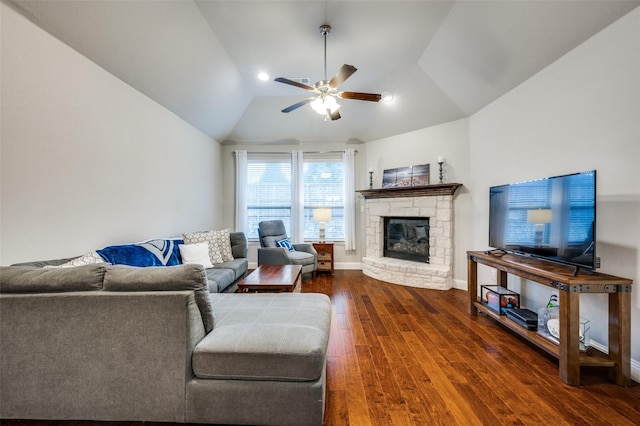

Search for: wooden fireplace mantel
xmin=356 ymin=183 xmax=462 ymax=199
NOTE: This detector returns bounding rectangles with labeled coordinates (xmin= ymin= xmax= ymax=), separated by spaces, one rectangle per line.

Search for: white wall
xmin=365 ymin=118 xmax=472 ymax=288
xmin=0 ymin=2 xmax=221 ymax=265
xmin=469 ymin=7 xmax=640 ymax=375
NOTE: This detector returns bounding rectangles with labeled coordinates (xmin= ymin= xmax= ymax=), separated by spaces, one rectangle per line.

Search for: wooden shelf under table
xmin=473 ymin=302 xmax=614 ymax=368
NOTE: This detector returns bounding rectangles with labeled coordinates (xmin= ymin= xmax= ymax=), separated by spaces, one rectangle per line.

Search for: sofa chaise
xmin=0 ymin=262 xmax=331 ymax=425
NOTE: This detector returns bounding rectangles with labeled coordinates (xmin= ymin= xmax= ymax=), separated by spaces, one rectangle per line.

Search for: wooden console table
xmin=467 ymin=251 xmax=633 ymax=386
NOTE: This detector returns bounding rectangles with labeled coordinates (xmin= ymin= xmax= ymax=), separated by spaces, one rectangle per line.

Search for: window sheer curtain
xmin=291 ymin=150 xmax=304 ymax=243
xmin=234 ymin=150 xmax=248 ymax=233
xmin=342 ymin=149 xmax=357 ymax=251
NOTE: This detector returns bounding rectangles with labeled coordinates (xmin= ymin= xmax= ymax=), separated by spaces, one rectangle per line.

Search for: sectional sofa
xmin=0 ymin=234 xmax=332 ymax=425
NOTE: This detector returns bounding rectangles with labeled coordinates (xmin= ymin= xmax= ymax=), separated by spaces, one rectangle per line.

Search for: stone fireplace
xmin=357 ymin=184 xmax=461 ymax=290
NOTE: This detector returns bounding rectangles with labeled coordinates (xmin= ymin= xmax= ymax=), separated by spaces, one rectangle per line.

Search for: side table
xmin=313 ymin=242 xmax=334 ymax=275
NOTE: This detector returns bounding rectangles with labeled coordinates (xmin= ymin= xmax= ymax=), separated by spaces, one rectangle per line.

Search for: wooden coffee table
xmin=237 ymin=264 xmax=302 ymax=293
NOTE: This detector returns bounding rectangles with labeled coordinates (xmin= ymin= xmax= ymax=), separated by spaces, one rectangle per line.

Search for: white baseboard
xmin=335 ymin=262 xmax=362 ymax=270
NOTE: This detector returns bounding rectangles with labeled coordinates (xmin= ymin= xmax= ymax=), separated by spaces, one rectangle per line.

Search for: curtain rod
xmin=232 ymin=150 xmax=357 ymax=155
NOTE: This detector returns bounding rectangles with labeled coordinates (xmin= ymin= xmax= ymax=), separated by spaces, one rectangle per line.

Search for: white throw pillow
xmin=179 ymin=243 xmax=214 ymax=268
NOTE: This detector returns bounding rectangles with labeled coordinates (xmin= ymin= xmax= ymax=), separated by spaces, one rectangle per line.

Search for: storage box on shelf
xmin=481 ymin=285 xmax=520 ymax=314
xmin=537 ymin=306 xmax=591 ymax=352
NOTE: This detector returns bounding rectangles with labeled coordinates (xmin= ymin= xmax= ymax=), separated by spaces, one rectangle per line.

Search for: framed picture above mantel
xmin=382 ymin=164 xmax=430 ymax=188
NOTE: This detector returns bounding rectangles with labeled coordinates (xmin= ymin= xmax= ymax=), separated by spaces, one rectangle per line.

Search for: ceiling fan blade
xmin=274 ymin=77 xmax=316 ymax=92
xmin=281 ymin=97 xmax=315 ymax=113
xmin=339 ymin=91 xmax=382 ymax=102
xmin=329 ymin=64 xmax=357 ymax=88
xmin=329 ymin=109 xmax=341 ymax=121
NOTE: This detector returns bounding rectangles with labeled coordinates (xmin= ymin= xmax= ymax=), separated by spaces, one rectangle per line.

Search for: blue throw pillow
xmin=275 ymin=239 xmax=294 ymax=251
xmin=97 ymin=239 xmax=183 ymax=267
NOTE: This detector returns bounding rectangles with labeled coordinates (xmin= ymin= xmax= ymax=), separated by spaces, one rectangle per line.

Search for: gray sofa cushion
xmin=103 ymin=264 xmax=214 ymax=333
xmin=212 ymin=258 xmax=248 ymax=281
xmin=0 ymin=265 xmax=106 ymax=293
xmin=192 ymin=293 xmax=331 ymax=382
xmin=204 ymin=268 xmax=235 ymax=293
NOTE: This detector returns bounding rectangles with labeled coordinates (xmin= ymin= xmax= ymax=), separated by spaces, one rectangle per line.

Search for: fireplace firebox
xmin=383 ymin=217 xmax=430 ymax=263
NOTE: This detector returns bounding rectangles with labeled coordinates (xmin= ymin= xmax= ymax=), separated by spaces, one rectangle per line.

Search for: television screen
xmin=489 ymin=170 xmax=597 ymax=270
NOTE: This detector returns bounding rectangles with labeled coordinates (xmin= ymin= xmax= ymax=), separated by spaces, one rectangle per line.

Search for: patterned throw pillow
xmin=182 ymin=231 xmax=224 ymax=264
xmin=276 ymin=238 xmax=294 ymax=251
xmin=212 ymin=229 xmax=234 ymax=262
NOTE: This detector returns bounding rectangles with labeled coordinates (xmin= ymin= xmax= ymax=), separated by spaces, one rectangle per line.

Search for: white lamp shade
xmin=527 ymin=209 xmax=552 ymax=224
xmin=313 ymin=208 xmax=332 ymax=222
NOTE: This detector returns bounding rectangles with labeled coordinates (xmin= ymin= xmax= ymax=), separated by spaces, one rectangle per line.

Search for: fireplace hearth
xmin=384 ymin=217 xmax=429 ymax=263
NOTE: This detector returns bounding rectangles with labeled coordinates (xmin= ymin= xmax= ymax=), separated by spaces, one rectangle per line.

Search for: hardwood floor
xmin=3 ymin=270 xmax=639 ymax=425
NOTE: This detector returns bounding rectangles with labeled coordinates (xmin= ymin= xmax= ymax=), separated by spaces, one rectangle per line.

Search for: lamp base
xmin=319 ymin=228 xmax=325 ymax=243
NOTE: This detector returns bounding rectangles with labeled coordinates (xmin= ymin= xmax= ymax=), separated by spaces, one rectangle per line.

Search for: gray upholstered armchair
xmin=257 ymin=220 xmax=317 ymax=277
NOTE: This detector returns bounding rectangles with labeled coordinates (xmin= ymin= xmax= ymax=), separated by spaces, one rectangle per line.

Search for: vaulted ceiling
xmin=8 ymin=0 xmax=639 ymax=144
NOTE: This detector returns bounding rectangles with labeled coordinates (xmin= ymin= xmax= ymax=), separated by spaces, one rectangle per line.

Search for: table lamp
xmin=313 ymin=208 xmax=332 ymax=242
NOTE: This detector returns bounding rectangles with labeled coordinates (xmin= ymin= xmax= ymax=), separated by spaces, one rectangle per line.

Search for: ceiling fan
xmin=275 ymin=24 xmax=382 ymax=121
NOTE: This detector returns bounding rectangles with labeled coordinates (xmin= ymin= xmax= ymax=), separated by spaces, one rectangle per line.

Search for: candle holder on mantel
xmin=369 ymin=170 xmax=374 ymax=189
xmin=438 ymin=162 xmax=445 ymax=184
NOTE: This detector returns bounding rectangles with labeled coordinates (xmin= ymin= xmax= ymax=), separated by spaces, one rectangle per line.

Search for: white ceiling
xmin=8 ymin=0 xmax=640 ymax=144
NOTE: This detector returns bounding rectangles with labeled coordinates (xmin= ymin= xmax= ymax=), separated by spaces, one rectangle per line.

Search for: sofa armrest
xmin=230 ymin=232 xmax=248 ymax=259
xmin=257 ymin=247 xmax=292 ymax=265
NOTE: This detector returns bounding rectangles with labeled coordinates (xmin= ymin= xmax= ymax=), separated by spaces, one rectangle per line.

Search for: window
xmin=303 ymin=155 xmax=344 ymax=240
xmin=244 ymin=152 xmax=345 ymax=241
xmin=246 ymin=154 xmax=291 ymax=239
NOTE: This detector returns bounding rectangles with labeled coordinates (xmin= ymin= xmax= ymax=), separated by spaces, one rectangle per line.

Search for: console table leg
xmin=467 ymin=256 xmax=478 ymax=316
xmin=608 ymin=290 xmax=631 ymax=386
xmin=559 ymin=291 xmax=581 ymax=385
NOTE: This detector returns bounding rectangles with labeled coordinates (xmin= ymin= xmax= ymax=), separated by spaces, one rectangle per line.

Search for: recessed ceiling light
xmin=381 ymin=91 xmax=394 ymax=102
xmin=257 ymin=72 xmax=270 ymax=81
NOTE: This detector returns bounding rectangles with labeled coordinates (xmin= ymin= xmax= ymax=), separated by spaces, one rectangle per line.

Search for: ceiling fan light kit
xmin=275 ymin=24 xmax=382 ymax=121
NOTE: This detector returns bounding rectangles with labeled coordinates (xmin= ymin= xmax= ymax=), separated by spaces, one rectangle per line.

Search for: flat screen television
xmin=489 ymin=170 xmax=597 ymax=271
